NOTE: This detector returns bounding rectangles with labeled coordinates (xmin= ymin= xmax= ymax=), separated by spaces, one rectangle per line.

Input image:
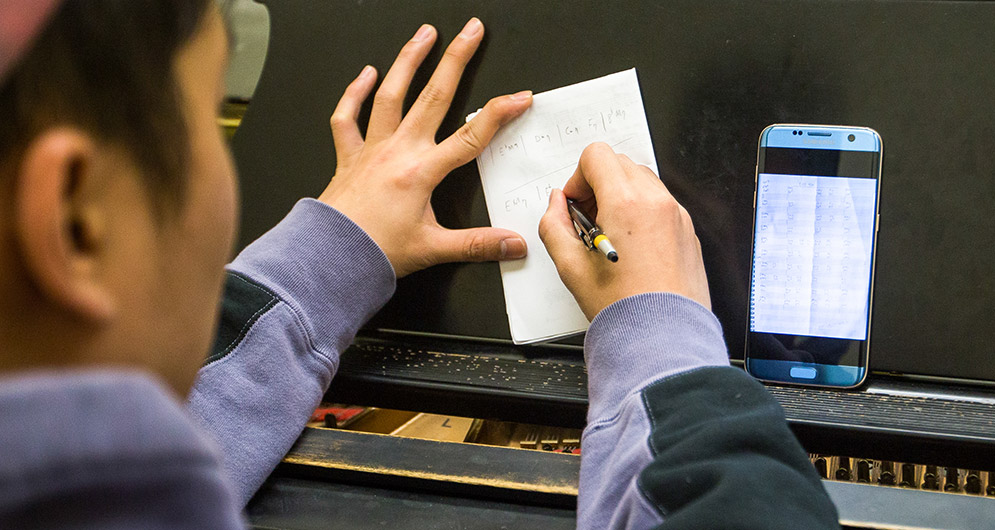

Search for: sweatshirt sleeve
xmin=186 ymin=199 xmax=395 ymax=506
xmin=577 ymin=292 xmax=839 ymax=529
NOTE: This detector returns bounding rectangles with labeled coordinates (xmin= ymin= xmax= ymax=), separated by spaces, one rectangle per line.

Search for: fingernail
xmin=359 ymin=65 xmax=374 ymax=80
xmin=510 ymin=90 xmax=532 ymax=101
xmin=412 ymin=24 xmax=433 ymax=42
xmin=500 ymin=238 xmax=527 ymax=259
xmin=459 ymin=17 xmax=483 ymax=39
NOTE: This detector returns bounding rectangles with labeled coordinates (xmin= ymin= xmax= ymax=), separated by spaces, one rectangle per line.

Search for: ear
xmin=13 ymin=129 xmax=116 ymax=322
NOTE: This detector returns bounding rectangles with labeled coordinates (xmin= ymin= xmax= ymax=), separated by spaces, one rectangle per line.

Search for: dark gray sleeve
xmin=635 ymin=366 xmax=839 ymax=529
xmin=577 ymin=293 xmax=837 ymax=529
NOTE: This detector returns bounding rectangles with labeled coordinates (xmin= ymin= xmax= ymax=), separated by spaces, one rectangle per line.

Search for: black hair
xmin=0 ymin=0 xmax=214 ymax=214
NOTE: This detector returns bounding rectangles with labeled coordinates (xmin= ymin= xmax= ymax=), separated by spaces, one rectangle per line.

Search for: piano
xmin=227 ymin=1 xmax=995 ymax=528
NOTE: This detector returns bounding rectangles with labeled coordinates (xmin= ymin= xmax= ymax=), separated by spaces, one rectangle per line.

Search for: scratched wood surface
xmin=329 ymin=335 xmax=995 ymax=469
xmin=282 ymin=427 xmax=580 ymax=497
xmin=258 ymin=427 xmax=995 ymax=529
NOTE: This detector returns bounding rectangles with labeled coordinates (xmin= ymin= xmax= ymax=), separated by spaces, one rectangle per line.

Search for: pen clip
xmin=572 ymin=220 xmax=595 ymax=250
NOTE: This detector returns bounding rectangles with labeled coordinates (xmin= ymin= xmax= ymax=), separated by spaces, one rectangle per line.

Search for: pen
xmin=566 ymin=199 xmax=618 ymax=262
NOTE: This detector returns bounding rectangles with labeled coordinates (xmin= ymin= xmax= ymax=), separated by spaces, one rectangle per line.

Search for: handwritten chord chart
xmin=750 ymin=173 xmax=878 ymax=340
xmin=473 ymin=69 xmax=658 ymax=344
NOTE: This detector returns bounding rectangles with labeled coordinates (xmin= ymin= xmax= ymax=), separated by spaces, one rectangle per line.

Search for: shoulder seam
xmin=586 ymin=365 xmax=726 ymax=434
xmin=633 ymin=365 xmax=739 ymax=520
xmin=635 ymin=472 xmax=669 ymax=519
xmin=204 ymin=272 xmax=280 ymax=366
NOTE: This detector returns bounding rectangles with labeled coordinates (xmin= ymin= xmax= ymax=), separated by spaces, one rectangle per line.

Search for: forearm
xmin=186 ymin=199 xmax=395 ymax=505
xmin=577 ymin=293 xmax=838 ymax=529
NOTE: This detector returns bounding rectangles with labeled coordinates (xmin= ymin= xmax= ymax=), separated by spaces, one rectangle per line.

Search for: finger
xmin=431 ymin=226 xmax=527 ymax=264
xmin=538 ymin=189 xmax=590 ymax=280
xmin=574 ymin=196 xmax=599 ymax=226
xmin=366 ymin=24 xmax=437 ymax=142
xmin=562 ymin=142 xmax=625 ymax=202
xmin=561 ymin=165 xmax=593 ymax=202
xmin=401 ymin=17 xmax=484 ymax=136
xmin=430 ymin=90 xmax=533 ymax=178
xmin=330 ymin=65 xmax=378 ymax=165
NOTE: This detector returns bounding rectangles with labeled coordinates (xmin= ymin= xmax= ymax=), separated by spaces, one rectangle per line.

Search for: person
xmin=0 ymin=1 xmax=839 ymax=528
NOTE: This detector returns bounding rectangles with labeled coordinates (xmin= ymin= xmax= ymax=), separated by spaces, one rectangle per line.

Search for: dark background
xmin=232 ymin=0 xmax=995 ymax=382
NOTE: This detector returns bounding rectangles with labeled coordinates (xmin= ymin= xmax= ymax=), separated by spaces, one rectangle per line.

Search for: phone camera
xmin=847 ymin=134 xmax=856 ymax=142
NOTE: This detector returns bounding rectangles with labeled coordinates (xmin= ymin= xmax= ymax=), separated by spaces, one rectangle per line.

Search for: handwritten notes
xmin=472 ymin=69 xmax=659 ymax=344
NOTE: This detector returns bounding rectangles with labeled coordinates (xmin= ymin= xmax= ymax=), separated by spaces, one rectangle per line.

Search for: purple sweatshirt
xmin=0 ymin=199 xmax=838 ymax=528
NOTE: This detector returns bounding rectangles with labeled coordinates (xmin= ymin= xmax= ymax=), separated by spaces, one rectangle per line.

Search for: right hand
xmin=538 ymin=142 xmax=711 ymax=320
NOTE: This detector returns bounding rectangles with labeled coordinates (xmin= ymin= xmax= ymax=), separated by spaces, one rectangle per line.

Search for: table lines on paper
xmin=750 ymin=173 xmax=877 ymax=340
xmin=475 ymin=69 xmax=659 ymax=344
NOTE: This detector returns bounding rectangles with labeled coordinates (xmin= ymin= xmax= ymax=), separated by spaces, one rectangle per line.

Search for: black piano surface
xmin=233 ymin=1 xmax=995 ymax=528
xmin=326 ymin=333 xmax=995 ymax=471
xmin=234 ymin=0 xmax=995 ymax=382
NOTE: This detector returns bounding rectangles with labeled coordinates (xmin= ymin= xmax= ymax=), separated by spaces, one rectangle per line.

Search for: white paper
xmin=472 ymin=69 xmax=659 ymax=344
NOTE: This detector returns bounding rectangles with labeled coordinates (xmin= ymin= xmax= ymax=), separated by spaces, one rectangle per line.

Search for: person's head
xmin=0 ymin=0 xmax=238 ymax=395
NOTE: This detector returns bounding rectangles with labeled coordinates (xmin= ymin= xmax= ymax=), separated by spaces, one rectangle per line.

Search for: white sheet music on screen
xmin=471 ymin=69 xmax=658 ymax=344
xmin=750 ymin=173 xmax=877 ymax=341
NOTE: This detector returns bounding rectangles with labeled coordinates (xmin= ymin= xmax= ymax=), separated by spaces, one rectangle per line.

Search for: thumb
xmin=539 ymin=189 xmax=588 ymax=271
xmin=433 ymin=227 xmax=528 ymax=265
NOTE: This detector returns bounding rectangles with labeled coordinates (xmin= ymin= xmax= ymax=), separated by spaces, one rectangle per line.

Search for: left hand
xmin=318 ymin=18 xmax=533 ymax=278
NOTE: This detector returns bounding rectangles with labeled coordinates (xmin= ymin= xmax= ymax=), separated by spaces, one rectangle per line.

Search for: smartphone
xmin=745 ymin=124 xmax=882 ymax=388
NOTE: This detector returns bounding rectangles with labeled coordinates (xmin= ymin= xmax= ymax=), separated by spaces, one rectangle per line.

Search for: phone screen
xmin=747 ymin=133 xmax=881 ymax=387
